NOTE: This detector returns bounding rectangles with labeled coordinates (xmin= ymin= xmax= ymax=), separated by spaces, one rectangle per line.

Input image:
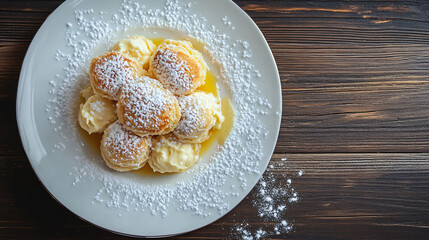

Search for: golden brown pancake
xmin=90 ymin=52 xmax=142 ymax=100
xmin=173 ymin=91 xmax=224 ymax=143
xmin=101 ymin=121 xmax=152 ymax=172
xmin=148 ymin=40 xmax=206 ymax=95
xmin=116 ymin=76 xmax=181 ymax=136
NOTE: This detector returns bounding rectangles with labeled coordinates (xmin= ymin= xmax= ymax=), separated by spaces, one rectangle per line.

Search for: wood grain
xmin=1 ymin=0 xmax=429 ymax=239
xmin=0 ymin=153 xmax=428 ymax=239
xmin=234 ymin=0 xmax=429 ymax=153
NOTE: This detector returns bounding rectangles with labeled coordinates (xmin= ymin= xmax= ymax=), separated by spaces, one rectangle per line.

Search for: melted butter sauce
xmin=199 ymin=97 xmax=234 ymax=157
xmin=79 ymin=38 xmax=235 ymax=176
xmin=150 ymin=38 xmax=165 ymax=47
xmin=79 ymin=126 xmax=102 ymax=154
xmin=198 ymin=70 xmax=218 ymax=97
xmin=197 ymin=71 xmax=234 ymax=156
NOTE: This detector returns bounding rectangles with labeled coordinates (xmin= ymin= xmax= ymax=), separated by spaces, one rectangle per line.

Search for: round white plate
xmin=16 ymin=0 xmax=281 ymax=237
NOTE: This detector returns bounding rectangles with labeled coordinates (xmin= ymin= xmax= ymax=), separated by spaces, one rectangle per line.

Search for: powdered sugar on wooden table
xmin=228 ymin=159 xmax=301 ymax=239
xmin=45 ymin=0 xmax=296 ymax=237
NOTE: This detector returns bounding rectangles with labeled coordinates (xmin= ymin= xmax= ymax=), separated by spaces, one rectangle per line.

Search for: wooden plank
xmin=194 ymin=153 xmax=429 ymax=239
xmin=0 ymin=44 xmax=26 ymax=97
xmin=236 ymin=1 xmax=429 ymax=153
xmin=272 ymin=153 xmax=429 ymax=239
xmin=0 ymin=1 xmax=61 ymax=13
xmin=0 ymin=153 xmax=428 ymax=239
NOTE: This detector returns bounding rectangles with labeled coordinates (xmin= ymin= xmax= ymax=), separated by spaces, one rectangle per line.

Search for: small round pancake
xmin=101 ymin=121 xmax=152 ymax=172
xmin=90 ymin=52 xmax=142 ymax=100
xmin=149 ymin=134 xmax=200 ymax=173
xmin=173 ymin=91 xmax=224 ymax=143
xmin=117 ymin=76 xmax=181 ymax=136
xmin=148 ymin=40 xmax=206 ymax=95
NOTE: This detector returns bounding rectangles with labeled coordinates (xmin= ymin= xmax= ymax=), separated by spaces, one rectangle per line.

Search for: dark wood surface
xmin=1 ymin=0 xmax=429 ymax=239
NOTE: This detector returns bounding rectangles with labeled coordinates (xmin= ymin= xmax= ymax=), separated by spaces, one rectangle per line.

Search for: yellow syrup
xmin=79 ymin=127 xmax=103 ymax=155
xmin=197 ymin=70 xmax=218 ymax=97
xmin=150 ymin=38 xmax=165 ymax=47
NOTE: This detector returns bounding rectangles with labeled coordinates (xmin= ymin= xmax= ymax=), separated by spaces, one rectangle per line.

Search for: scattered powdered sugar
xmin=175 ymin=91 xmax=219 ymax=138
xmin=92 ymin=52 xmax=138 ymax=99
xmin=230 ymin=160 xmax=302 ymax=238
xmin=222 ymin=16 xmax=235 ymax=30
xmin=103 ymin=121 xmax=148 ymax=161
xmin=152 ymin=43 xmax=197 ymax=95
xmin=118 ymin=77 xmax=176 ymax=132
xmin=176 ymin=95 xmax=205 ymax=135
xmin=89 ymin=100 xmax=106 ymax=114
xmin=235 ymin=224 xmax=267 ymax=240
xmin=47 ymin=0 xmax=281 ymax=225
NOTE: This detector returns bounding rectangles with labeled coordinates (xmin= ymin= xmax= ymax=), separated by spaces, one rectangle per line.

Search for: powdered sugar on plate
xmin=47 ymin=0 xmax=278 ymax=225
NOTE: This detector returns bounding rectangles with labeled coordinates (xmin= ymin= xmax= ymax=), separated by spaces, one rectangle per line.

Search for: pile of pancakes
xmin=78 ymin=36 xmax=224 ymax=173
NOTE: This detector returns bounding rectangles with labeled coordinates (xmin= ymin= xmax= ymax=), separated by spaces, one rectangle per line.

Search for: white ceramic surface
xmin=16 ymin=0 xmax=281 ymax=237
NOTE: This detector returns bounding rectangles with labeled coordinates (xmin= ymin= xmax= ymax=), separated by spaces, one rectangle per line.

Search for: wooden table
xmin=1 ymin=0 xmax=429 ymax=239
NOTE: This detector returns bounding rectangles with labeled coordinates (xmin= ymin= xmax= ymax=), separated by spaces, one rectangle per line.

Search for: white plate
xmin=16 ymin=0 xmax=281 ymax=237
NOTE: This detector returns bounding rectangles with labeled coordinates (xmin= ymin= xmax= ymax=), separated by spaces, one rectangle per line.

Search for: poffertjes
xmin=90 ymin=52 xmax=142 ymax=100
xmin=148 ymin=40 xmax=206 ymax=95
xmin=116 ymin=76 xmax=181 ymax=136
xmin=101 ymin=121 xmax=152 ymax=172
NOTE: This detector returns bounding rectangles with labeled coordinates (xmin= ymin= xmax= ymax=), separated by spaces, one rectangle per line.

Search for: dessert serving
xmin=78 ymin=36 xmax=226 ymax=173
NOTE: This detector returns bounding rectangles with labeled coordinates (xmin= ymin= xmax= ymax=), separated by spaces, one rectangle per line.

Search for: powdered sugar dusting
xmin=118 ymin=77 xmax=176 ymax=131
xmin=47 ymin=0 xmax=282 ymax=232
xmin=175 ymin=91 xmax=218 ymax=138
xmin=152 ymin=44 xmax=195 ymax=94
xmin=103 ymin=121 xmax=147 ymax=161
xmin=89 ymin=100 xmax=106 ymax=113
xmin=91 ymin=52 xmax=138 ymax=98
